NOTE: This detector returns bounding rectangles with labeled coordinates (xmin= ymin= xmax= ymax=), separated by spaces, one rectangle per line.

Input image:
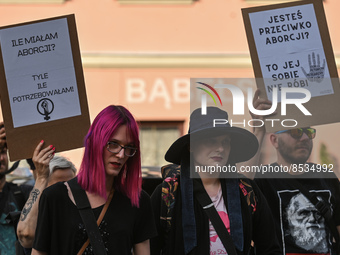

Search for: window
xmin=140 ymin=121 xmax=183 ymax=169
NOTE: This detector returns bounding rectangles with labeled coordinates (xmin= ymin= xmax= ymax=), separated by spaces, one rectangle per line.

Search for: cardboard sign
xmin=242 ymin=0 xmax=340 ymax=132
xmin=0 ymin=15 xmax=90 ymax=161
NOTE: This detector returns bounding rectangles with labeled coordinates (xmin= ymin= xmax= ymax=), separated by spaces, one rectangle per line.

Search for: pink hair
xmin=77 ymin=105 xmax=142 ymax=207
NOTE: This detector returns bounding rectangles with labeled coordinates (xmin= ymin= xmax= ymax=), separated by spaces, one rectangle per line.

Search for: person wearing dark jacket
xmin=0 ymin=122 xmax=32 ymax=255
xmin=150 ymin=107 xmax=282 ymax=255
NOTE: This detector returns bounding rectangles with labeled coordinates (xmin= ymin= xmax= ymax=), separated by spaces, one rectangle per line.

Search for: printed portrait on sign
xmin=278 ymin=190 xmax=332 ymax=253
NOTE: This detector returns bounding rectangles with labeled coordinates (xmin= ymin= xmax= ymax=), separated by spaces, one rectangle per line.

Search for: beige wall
xmin=0 ymin=0 xmax=339 ymax=172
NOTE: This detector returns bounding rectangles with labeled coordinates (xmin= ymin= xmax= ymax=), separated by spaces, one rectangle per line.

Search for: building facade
xmin=0 ymin=0 xmax=339 ymax=176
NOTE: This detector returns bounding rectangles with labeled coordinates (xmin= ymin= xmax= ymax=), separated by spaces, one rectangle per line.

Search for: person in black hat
xmin=150 ymin=106 xmax=281 ymax=255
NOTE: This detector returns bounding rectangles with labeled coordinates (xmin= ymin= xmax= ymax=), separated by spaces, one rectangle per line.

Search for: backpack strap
xmin=77 ymin=186 xmax=114 ymax=255
xmin=226 ymin=178 xmax=244 ymax=252
xmin=67 ymin=177 xmax=107 ymax=255
xmin=0 ymin=160 xmax=20 ymax=179
xmin=160 ymin=164 xmax=180 ymax=231
xmin=193 ymin=179 xmax=238 ymax=255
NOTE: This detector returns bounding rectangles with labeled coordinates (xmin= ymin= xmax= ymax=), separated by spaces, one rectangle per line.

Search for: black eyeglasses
xmin=106 ymin=141 xmax=137 ymax=157
xmin=275 ymin=128 xmax=316 ymax=140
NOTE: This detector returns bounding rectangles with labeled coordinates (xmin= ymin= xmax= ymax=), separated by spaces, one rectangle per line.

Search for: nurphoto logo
xmin=196 ymin=82 xmax=223 ymax=115
xmin=196 ymin=80 xmax=312 ymax=128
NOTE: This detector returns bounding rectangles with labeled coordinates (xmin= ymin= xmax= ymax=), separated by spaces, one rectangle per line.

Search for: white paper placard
xmin=248 ymin=3 xmax=334 ymax=102
xmin=0 ymin=18 xmax=81 ymax=128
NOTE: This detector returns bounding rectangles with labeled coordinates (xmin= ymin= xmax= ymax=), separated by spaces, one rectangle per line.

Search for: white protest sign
xmin=0 ymin=17 xmax=81 ymax=128
xmin=249 ymin=3 xmax=334 ymax=102
xmin=242 ymin=0 xmax=340 ymax=132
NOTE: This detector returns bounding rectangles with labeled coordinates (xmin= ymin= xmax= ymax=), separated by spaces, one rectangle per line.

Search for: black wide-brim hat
xmin=165 ymin=107 xmax=259 ymax=165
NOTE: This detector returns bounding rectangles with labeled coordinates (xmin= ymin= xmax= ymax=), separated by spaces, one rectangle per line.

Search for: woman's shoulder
xmin=114 ymin=189 xmax=151 ymax=207
xmin=140 ymin=189 xmax=151 ymax=202
xmin=42 ymin=181 xmax=68 ymax=198
xmin=133 ymin=190 xmax=152 ymax=210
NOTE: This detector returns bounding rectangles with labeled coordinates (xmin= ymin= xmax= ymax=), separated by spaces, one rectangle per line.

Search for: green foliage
xmin=319 ymin=142 xmax=334 ymax=165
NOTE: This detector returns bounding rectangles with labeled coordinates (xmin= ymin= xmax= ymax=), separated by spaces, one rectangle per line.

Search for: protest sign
xmin=242 ymin=0 xmax=340 ymax=132
xmin=0 ymin=14 xmax=90 ymax=160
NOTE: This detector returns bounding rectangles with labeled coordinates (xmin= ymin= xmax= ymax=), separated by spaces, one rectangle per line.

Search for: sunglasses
xmin=275 ymin=128 xmax=316 ymax=140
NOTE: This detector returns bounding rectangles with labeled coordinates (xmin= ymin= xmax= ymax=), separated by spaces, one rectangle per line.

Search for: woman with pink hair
xmin=32 ymin=105 xmax=157 ymax=255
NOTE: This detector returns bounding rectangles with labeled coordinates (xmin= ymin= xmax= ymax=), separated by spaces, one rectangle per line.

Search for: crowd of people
xmin=0 ymin=94 xmax=339 ymax=255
